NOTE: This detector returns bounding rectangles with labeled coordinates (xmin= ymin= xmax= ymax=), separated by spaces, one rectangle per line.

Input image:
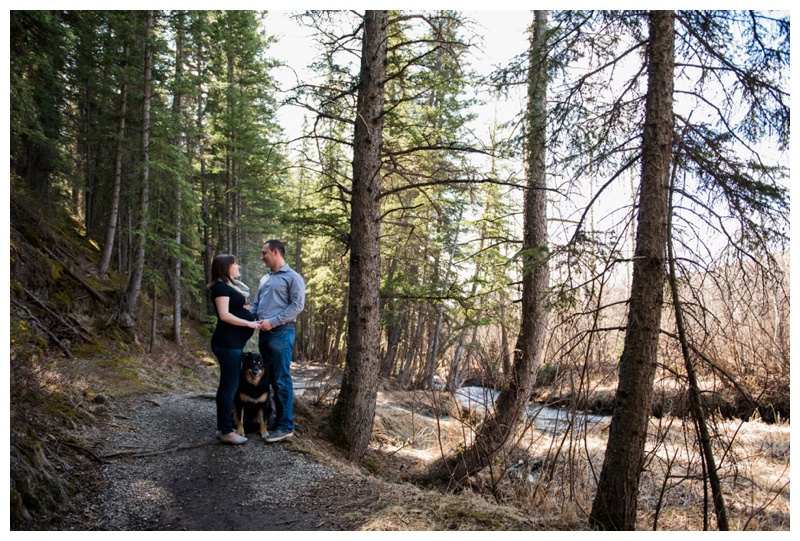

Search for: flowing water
xmin=455 ymin=386 xmax=609 ymax=434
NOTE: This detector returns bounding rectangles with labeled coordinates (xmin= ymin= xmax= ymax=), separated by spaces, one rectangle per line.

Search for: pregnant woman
xmin=207 ymin=254 xmax=260 ymax=444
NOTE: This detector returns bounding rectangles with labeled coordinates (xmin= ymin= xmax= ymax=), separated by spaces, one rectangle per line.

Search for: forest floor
xmin=18 ymin=353 xmax=792 ymax=532
xmin=55 ymin=390 xmax=381 ymax=530
xmin=49 ymin=362 xmax=539 ymax=531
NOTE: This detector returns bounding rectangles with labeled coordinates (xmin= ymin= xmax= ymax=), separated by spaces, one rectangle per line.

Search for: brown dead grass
xmin=365 ymin=388 xmax=790 ymax=531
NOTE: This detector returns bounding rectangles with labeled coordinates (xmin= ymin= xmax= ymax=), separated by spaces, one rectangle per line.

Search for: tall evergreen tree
xmin=328 ymin=10 xmax=389 ymax=462
xmin=10 ymin=10 xmax=70 ymax=198
xmin=578 ymin=10 xmax=789 ymax=530
xmin=204 ymin=10 xmax=284 ymax=259
xmin=119 ymin=10 xmax=155 ymax=329
xmin=170 ymin=10 xmax=188 ymax=344
xmin=97 ymin=33 xmax=131 ymax=278
xmin=589 ymin=10 xmax=674 ymax=530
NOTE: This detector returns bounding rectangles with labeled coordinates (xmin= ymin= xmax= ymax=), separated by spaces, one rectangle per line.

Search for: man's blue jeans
xmin=210 ymin=344 xmax=242 ymax=436
xmin=258 ymin=326 xmax=295 ymax=432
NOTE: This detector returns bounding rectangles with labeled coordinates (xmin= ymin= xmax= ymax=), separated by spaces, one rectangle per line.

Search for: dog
xmin=233 ymin=352 xmax=274 ymax=437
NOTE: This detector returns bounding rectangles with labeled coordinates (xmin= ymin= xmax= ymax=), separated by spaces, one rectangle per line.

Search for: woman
xmin=208 ymin=254 xmax=260 ymax=444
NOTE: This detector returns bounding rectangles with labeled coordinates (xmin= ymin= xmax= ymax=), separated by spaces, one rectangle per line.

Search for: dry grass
xmin=366 ymin=388 xmax=790 ymax=531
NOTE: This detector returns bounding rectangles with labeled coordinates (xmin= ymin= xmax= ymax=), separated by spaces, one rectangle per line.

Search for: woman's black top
xmin=210 ymin=281 xmax=255 ymax=349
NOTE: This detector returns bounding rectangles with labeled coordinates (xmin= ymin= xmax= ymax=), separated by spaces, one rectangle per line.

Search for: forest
xmin=9 ymin=10 xmax=789 ymax=531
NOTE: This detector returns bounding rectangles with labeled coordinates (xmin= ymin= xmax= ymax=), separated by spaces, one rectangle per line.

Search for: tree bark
xmin=381 ymin=309 xmax=403 ymax=378
xmin=590 ymin=10 xmax=675 ymax=531
xmin=399 ymin=303 xmax=424 ymax=388
xmin=225 ymin=17 xmax=234 ymax=254
xmin=332 ymin=289 xmax=348 ymax=364
xmin=149 ymin=281 xmax=158 ymax=353
xmin=193 ymin=27 xmax=212 ymax=315
xmin=328 ymin=10 xmax=388 ymax=462
xmin=380 ymin=255 xmax=402 ymax=378
xmin=423 ymin=10 xmax=550 ymax=488
xmin=446 ymin=327 xmax=469 ymax=392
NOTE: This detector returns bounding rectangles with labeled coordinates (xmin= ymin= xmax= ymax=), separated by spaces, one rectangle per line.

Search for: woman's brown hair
xmin=207 ymin=254 xmax=237 ymax=289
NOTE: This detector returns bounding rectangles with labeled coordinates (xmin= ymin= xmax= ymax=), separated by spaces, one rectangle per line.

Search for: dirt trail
xmin=57 ymin=390 xmax=378 ymax=531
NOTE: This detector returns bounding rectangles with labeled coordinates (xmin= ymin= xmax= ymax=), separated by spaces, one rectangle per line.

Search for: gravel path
xmin=57 ymin=392 xmax=378 ymax=531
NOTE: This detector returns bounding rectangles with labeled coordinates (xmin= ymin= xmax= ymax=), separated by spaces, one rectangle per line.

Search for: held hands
xmin=248 ymin=319 xmax=272 ymax=331
xmin=258 ymin=319 xmax=273 ymax=331
xmin=247 ymin=319 xmax=273 ymax=331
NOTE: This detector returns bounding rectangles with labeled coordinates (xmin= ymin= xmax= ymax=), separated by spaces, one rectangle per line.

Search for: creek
xmin=455 ymin=386 xmax=610 ymax=434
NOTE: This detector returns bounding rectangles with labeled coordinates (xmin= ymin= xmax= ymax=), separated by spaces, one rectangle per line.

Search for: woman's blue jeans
xmin=258 ymin=326 xmax=295 ymax=432
xmin=211 ymin=344 xmax=242 ymax=435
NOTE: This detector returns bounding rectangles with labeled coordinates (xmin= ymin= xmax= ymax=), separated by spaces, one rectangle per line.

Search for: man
xmin=251 ymin=240 xmax=305 ymax=443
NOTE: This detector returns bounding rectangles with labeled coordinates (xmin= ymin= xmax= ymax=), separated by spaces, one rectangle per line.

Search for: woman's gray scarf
xmin=228 ymin=278 xmax=251 ymax=303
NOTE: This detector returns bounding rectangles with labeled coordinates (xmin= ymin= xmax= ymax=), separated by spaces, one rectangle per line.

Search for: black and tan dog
xmin=233 ymin=352 xmax=273 ymax=438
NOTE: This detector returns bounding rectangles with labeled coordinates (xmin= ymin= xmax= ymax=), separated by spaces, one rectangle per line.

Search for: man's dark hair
xmin=266 ymin=239 xmax=285 ymax=257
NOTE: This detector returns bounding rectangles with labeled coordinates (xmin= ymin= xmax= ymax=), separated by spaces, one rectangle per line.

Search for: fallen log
xmin=41 ymin=246 xmax=106 ymax=303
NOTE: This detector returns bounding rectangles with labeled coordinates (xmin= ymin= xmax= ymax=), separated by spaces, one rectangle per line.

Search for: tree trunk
xmin=500 ymin=302 xmax=512 ymax=377
xmin=172 ymin=13 xmax=185 ymax=345
xmin=380 ymin=255 xmax=402 ymax=379
xmin=332 ymin=289 xmax=348 ymax=365
xmin=463 ymin=327 xmax=479 ymax=386
xmin=84 ymin=145 xmax=100 ymax=239
xmin=446 ymin=327 xmax=469 ymax=392
xmin=381 ymin=305 xmax=404 ymax=378
xmin=119 ymin=11 xmax=153 ymax=329
xmin=149 ymin=281 xmax=158 ymax=353
xmin=423 ymin=10 xmax=550 ymax=488
xmin=294 ymin=212 xmax=305 ymax=359
xmin=399 ymin=303 xmax=424 ymax=388
xmin=328 ymin=10 xmax=388 ymax=462
xmin=195 ymin=35 xmax=212 ymax=314
xmin=225 ymin=22 xmax=234 ymax=255
xmin=97 ymin=40 xmax=129 ymax=277
xmin=445 ymin=207 xmax=493 ymax=392
xmin=447 ymin=224 xmax=488 ymax=391
xmin=590 ymin=10 xmax=675 ymax=531
xmin=173 ymin=188 xmax=183 ymax=344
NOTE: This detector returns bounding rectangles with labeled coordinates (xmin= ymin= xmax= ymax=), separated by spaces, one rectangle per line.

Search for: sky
xmin=264 ymin=10 xmax=532 ymax=150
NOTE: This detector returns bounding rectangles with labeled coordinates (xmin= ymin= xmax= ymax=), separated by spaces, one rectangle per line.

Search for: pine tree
xmin=328 ymin=10 xmax=389 ymax=462
xmin=10 ymin=10 xmax=70 ymax=198
xmin=119 ymin=10 xmax=155 ymax=329
xmin=588 ymin=10 xmax=674 ymax=530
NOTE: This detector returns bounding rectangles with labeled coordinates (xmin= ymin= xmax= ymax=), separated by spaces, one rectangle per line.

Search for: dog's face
xmin=241 ymin=352 xmax=265 ymax=385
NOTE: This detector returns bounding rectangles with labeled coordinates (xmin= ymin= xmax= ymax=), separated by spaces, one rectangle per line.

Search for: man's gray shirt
xmin=250 ymin=264 xmax=305 ymax=328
